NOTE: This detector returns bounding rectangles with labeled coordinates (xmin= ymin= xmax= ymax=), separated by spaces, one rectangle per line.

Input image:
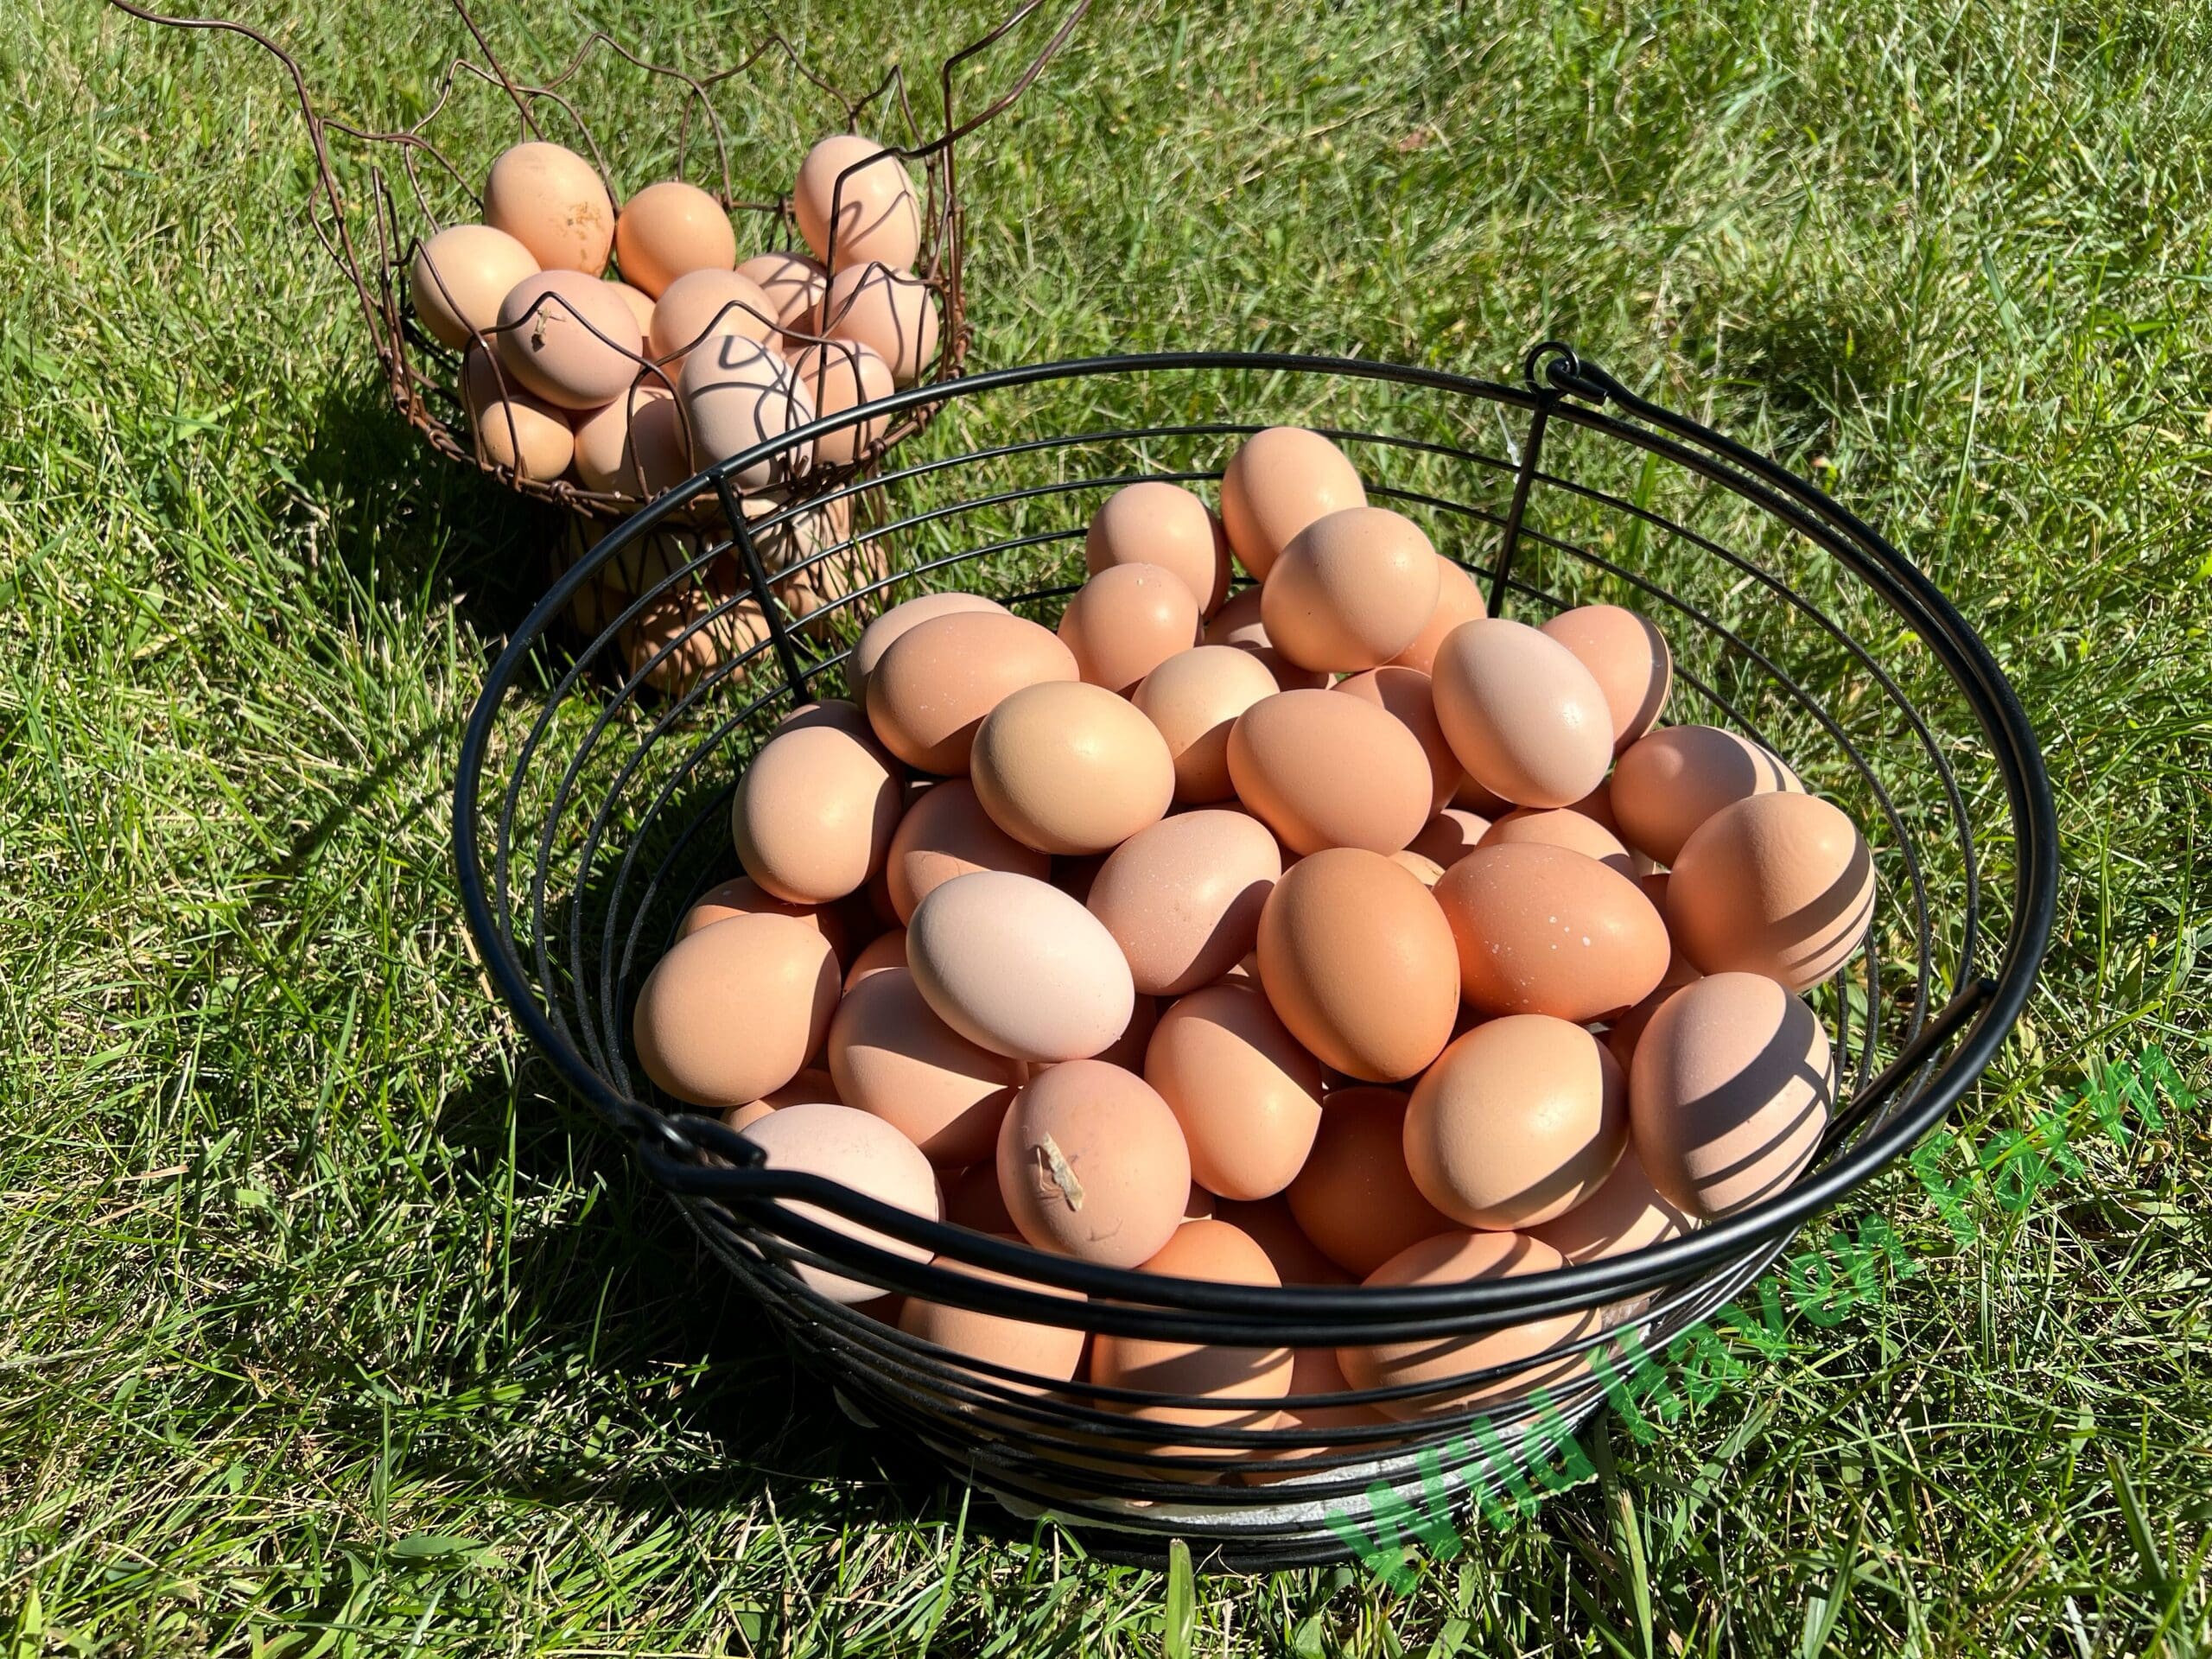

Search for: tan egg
xmin=1256 ymin=849 xmax=1458 ymax=1084
xmin=969 ymin=681 xmax=1175 ymax=855
xmin=1479 ymin=806 xmax=1635 ymax=877
xmin=1338 ymin=1231 xmax=1595 ymax=1419
xmin=614 ymin=180 xmax=735 ymax=297
xmin=731 ymin=721 xmax=903 ymax=904
xmin=1406 ymin=805 xmax=1492 ymax=873
xmin=649 ymin=268 xmax=777 ymax=370
xmin=1609 ymin=724 xmax=1803 ymax=865
xmin=908 ymin=871 xmax=1135 ymax=1062
xmin=865 ymin=610 xmax=1077 ymax=774
xmin=1393 ymin=849 xmax=1446 ymax=887
xmin=940 ymin=1158 xmax=1015 ymax=1233
xmin=679 ymin=335 xmax=814 ymax=489
xmin=885 ymin=779 xmax=1052 ymax=921
xmin=1334 ymin=665 xmax=1462 ymax=812
xmin=1668 ymin=791 xmax=1875 ymax=989
xmin=1144 ymin=982 xmax=1324 ymax=1200
xmin=793 ymin=134 xmax=922 ymax=270
xmin=1085 ymin=481 xmax=1232 ymax=617
xmin=826 ymin=966 xmax=1025 ymax=1165
xmin=1434 ymin=844 xmax=1670 ymax=1023
xmin=1226 ymin=689 xmax=1433 ymax=855
xmin=1602 ymin=873 xmax=1701 ymax=1068
xmin=1285 ymin=1087 xmax=1454 ymax=1276
xmin=844 ymin=591 xmax=1006 ymax=702
xmin=1528 ymin=1142 xmax=1696 ymax=1264
xmin=996 ymin=1058 xmax=1190 ymax=1266
xmin=1211 ymin=1197 xmax=1352 ymax=1285
xmin=899 ymin=1249 xmax=1087 ymax=1391
xmin=1087 ymin=810 xmax=1281 ymax=996
xmin=1202 ymin=588 xmax=1332 ymax=691
xmin=816 ymin=261 xmax=939 ymax=385
xmin=461 ymin=349 xmax=574 ymax=481
xmin=738 ymin=250 xmax=830 ymax=330
xmin=1541 ymin=604 xmax=1671 ymax=752
xmin=1630 ymin=973 xmax=1833 ymax=1217
xmin=1430 ymin=618 xmax=1615 ymax=808
xmin=494 ymin=269 xmax=642 ymax=410
xmin=1262 ymin=507 xmax=1441 ymax=671
xmin=725 ymin=1065 xmax=841 ymax=1133
xmin=410 ymin=224 xmax=540 ymax=350
xmin=1057 ymin=563 xmax=1202 ymax=695
xmin=1096 ymin=993 xmax=1160 ymax=1073
xmin=682 ymin=874 xmax=849 ymax=963
xmin=1403 ymin=1015 xmax=1627 ymax=1230
xmin=787 ymin=338 xmax=894 ymax=467
xmin=1242 ymin=1347 xmax=1390 ymax=1481
xmin=571 ymin=385 xmax=696 ymax=497
xmin=620 ymin=589 xmax=772 ymax=695
xmin=633 ymin=913 xmax=839 ymax=1106
xmin=483 ymin=141 xmax=613 ymax=273
xmin=605 ymin=279 xmax=658 ymax=338
xmin=1218 ymin=428 xmax=1367 ymax=579
xmin=843 ymin=926 xmax=908 ymax=988
xmin=1131 ymin=645 xmax=1280 ymax=804
xmin=1389 ymin=556 xmax=1488 ymax=674
xmin=740 ymin=1101 xmax=941 ymax=1303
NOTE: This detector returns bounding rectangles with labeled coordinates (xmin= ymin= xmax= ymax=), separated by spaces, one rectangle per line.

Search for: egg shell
xmin=1609 ymin=724 xmax=1803 ymax=865
xmin=1201 ymin=588 xmax=1332 ymax=691
xmin=826 ymin=966 xmax=1026 ymax=1165
xmin=493 ymin=269 xmax=643 ymax=410
xmin=1402 ymin=1015 xmax=1628 ymax=1230
xmin=724 ymin=1065 xmax=841 ymax=1133
xmin=410 ymin=223 xmax=541 ymax=350
xmin=778 ymin=696 xmax=874 ymax=737
xmin=969 ymin=681 xmax=1175 ymax=855
xmin=1255 ymin=849 xmax=1459 ymax=1084
xmin=1630 ymin=972 xmax=1833 ymax=1217
xmin=1337 ymin=1231 xmax=1595 ymax=1419
xmin=462 ymin=350 xmax=574 ymax=482
xmin=1389 ymin=556 xmax=1489 ymax=674
xmin=843 ymin=926 xmax=909 ymax=988
xmin=649 ymin=267 xmax=777 ymax=369
xmin=1334 ymin=665 xmax=1463 ymax=813
xmin=865 ymin=610 xmax=1077 ymax=774
xmin=605 ymin=279 xmax=658 ymax=337
xmin=885 ymin=778 xmax=1052 ymax=922
xmin=1406 ymin=806 xmax=1492 ymax=874
xmin=1393 ymin=849 xmax=1446 ymax=887
xmin=787 ymin=338 xmax=894 ymax=467
xmin=632 ymin=913 xmax=839 ymax=1106
xmin=614 ymin=180 xmax=736 ymax=297
xmin=1541 ymin=604 xmax=1672 ymax=752
xmin=1218 ymin=428 xmax=1368 ymax=580
xmin=908 ymin=871 xmax=1135 ymax=1062
xmin=620 ymin=590 xmax=771 ymax=695
xmin=995 ymin=1058 xmax=1191 ymax=1266
xmin=1434 ymin=843 xmax=1671 ymax=1023
xmin=816 ymin=261 xmax=939 ymax=384
xmin=731 ymin=721 xmax=904 ymax=904
xmin=898 ymin=1249 xmax=1087 ymax=1392
xmin=1143 ymin=982 xmax=1324 ymax=1200
xmin=1226 ymin=689 xmax=1433 ymax=855
xmin=740 ymin=1101 xmax=941 ymax=1303
xmin=1210 ymin=1197 xmax=1354 ymax=1285
xmin=1241 ymin=1347 xmax=1392 ymax=1481
xmin=681 ymin=874 xmax=849 ymax=962
xmin=1528 ymin=1142 xmax=1697 ymax=1264
xmin=1478 ymin=806 xmax=1636 ymax=877
xmin=1057 ymin=563 xmax=1202 ymax=695
xmin=1671 ymin=791 xmax=1875 ymax=989
xmin=1085 ymin=482 xmax=1232 ymax=617
xmin=1430 ymin=618 xmax=1615 ymax=808
xmin=738 ymin=250 xmax=830 ymax=328
xmin=794 ymin=134 xmax=922 ymax=271
xmin=1285 ymin=1087 xmax=1455 ymax=1276
xmin=678 ymin=335 xmax=814 ymax=489
xmin=571 ymin=385 xmax=696 ymax=498
xmin=1182 ymin=1182 xmax=1217 ymax=1222
xmin=484 ymin=141 xmax=613 ymax=273
xmin=1262 ymin=506 xmax=1441 ymax=671
xmin=940 ymin=1159 xmax=1017 ymax=1233
xmin=844 ymin=591 xmax=1007 ymax=703
xmin=1086 ymin=809 xmax=1282 ymax=996
xmin=1131 ymin=645 xmax=1281 ymax=804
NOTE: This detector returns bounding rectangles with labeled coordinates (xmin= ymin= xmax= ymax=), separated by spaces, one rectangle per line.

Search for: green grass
xmin=4 ymin=0 xmax=2211 ymax=1652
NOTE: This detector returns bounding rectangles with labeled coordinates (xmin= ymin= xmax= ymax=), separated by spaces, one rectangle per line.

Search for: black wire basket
xmin=454 ymin=343 xmax=2057 ymax=1567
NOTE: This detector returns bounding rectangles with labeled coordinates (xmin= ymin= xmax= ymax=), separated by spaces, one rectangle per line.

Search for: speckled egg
xmin=1433 ymin=843 xmax=1670 ymax=1022
xmin=483 ymin=141 xmax=613 ymax=273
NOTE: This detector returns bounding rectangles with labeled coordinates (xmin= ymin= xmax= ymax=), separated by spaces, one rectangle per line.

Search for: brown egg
xmin=1630 ymin=973 xmax=1833 ymax=1217
xmin=738 ymin=250 xmax=830 ymax=329
xmin=1668 ymin=791 xmax=1875 ymax=989
xmin=571 ymin=385 xmax=696 ymax=497
xmin=908 ymin=871 xmax=1135 ymax=1062
xmin=1389 ymin=556 xmax=1488 ymax=674
xmin=483 ymin=141 xmax=613 ymax=273
xmin=740 ymin=1101 xmax=941 ymax=1303
xmin=826 ymin=966 xmax=1025 ymax=1165
xmin=1338 ymin=1231 xmax=1594 ymax=1419
xmin=462 ymin=349 xmax=574 ymax=482
xmin=1057 ymin=563 xmax=1202 ymax=695
xmin=606 ymin=279 xmax=658 ymax=338
xmin=1085 ymin=482 xmax=1231 ymax=617
xmin=1334 ymin=665 xmax=1463 ymax=812
xmin=1227 ymin=689 xmax=1432 ymax=855
xmin=1218 ymin=428 xmax=1367 ymax=580
xmin=410 ymin=224 xmax=540 ymax=350
xmin=1541 ymin=605 xmax=1671 ymax=752
xmin=885 ymin=779 xmax=1051 ymax=922
xmin=614 ymin=180 xmax=736 ymax=297
xmin=494 ymin=270 xmax=642 ymax=410
xmin=1430 ymin=618 xmax=1615 ymax=808
xmin=1087 ymin=809 xmax=1282 ymax=996
xmin=996 ymin=1058 xmax=1191 ymax=1266
xmin=1256 ymin=849 xmax=1458 ymax=1083
xmin=678 ymin=335 xmax=813 ymax=489
xmin=842 ymin=926 xmax=908 ymax=988
xmin=1261 ymin=507 xmax=1441 ymax=671
xmin=648 ymin=268 xmax=777 ymax=369
xmin=731 ymin=721 xmax=902 ymax=904
xmin=865 ymin=610 xmax=1077 ymax=774
xmin=1393 ymin=849 xmax=1446 ymax=886
xmin=1609 ymin=724 xmax=1803 ymax=865
xmin=817 ymin=261 xmax=939 ymax=385
xmin=1479 ymin=806 xmax=1635 ymax=877
xmin=793 ymin=134 xmax=921 ymax=270
xmin=844 ymin=592 xmax=1006 ymax=702
xmin=1211 ymin=1196 xmax=1353 ymax=1285
xmin=724 ymin=1065 xmax=841 ymax=1134
xmin=1433 ymin=843 xmax=1671 ymax=1022
xmin=1144 ymin=982 xmax=1324 ymax=1200
xmin=619 ymin=589 xmax=772 ymax=695
xmin=1406 ymin=806 xmax=1492 ymax=873
xmin=940 ymin=1159 xmax=1015 ymax=1233
xmin=682 ymin=874 xmax=849 ymax=962
xmin=1242 ymin=1346 xmax=1390 ymax=1480
xmin=1528 ymin=1142 xmax=1696 ymax=1264
xmin=1131 ymin=645 xmax=1280 ymax=804
xmin=1285 ymin=1087 xmax=1454 ymax=1275
xmin=786 ymin=338 xmax=893 ymax=467
xmin=1201 ymin=588 xmax=1332 ymax=691
xmin=899 ymin=1249 xmax=1088 ymax=1391
xmin=969 ymin=681 xmax=1175 ymax=855
xmin=632 ymin=913 xmax=839 ymax=1106
xmin=1403 ymin=1015 xmax=1627 ymax=1230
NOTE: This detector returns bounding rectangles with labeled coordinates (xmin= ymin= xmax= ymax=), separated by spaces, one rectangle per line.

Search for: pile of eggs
xmin=631 ymin=428 xmax=1878 ymax=1467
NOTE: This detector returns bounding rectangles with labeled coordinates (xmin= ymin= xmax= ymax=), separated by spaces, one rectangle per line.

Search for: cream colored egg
xmin=410 ymin=223 xmax=540 ymax=350
xmin=741 ymin=1102 xmax=941 ymax=1304
xmin=908 ymin=871 xmax=1135 ymax=1062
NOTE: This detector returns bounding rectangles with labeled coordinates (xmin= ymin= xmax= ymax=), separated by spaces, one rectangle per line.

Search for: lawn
xmin=3 ymin=0 xmax=2209 ymax=1652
